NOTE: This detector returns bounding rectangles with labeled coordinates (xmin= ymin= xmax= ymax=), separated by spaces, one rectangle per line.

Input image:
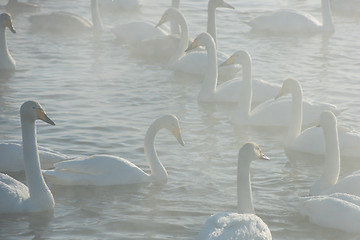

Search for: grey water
xmin=0 ymin=0 xmax=360 ymax=239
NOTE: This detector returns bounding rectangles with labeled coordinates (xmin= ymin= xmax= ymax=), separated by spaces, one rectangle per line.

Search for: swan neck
xmin=207 ymin=2 xmax=217 ymax=45
xmin=237 ymin=155 xmax=254 ymax=214
xmin=199 ymin=36 xmax=217 ymax=101
xmin=21 ymin=117 xmax=52 ymax=204
xmin=171 ymin=0 xmax=180 ymax=34
xmin=169 ymin=12 xmax=189 ymax=65
xmin=91 ymin=0 xmax=103 ymax=30
xmin=321 ymin=0 xmax=334 ymax=32
xmin=236 ymin=56 xmax=252 ymax=117
xmin=286 ymin=84 xmax=303 ymax=144
xmin=0 ymin=27 xmax=9 ymax=56
xmin=144 ymin=119 xmax=167 ymax=181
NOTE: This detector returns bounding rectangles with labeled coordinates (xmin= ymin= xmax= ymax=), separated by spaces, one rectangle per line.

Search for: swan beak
xmin=222 ymin=1 xmax=235 ymax=9
xmin=155 ymin=15 xmax=167 ymax=28
xmin=260 ymin=153 xmax=270 ymax=160
xmin=185 ymin=39 xmax=199 ymax=52
xmin=219 ymin=55 xmax=235 ymax=67
xmin=173 ymin=128 xmax=185 ymax=146
xmin=7 ymin=20 xmax=16 ymax=33
xmin=36 ymin=108 xmax=55 ymax=125
xmin=274 ymin=88 xmax=284 ymax=100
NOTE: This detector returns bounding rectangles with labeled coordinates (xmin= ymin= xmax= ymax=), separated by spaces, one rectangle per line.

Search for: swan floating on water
xmin=308 ymin=111 xmax=360 ymax=196
xmin=275 ymin=78 xmax=359 ymax=158
xmin=0 ymin=12 xmax=16 ymax=71
xmin=197 ymin=142 xmax=272 ymax=240
xmin=43 ymin=115 xmax=184 ymax=186
xmin=292 ymin=193 xmax=360 ymax=233
xmin=0 ymin=101 xmax=55 ymax=214
xmin=28 ymin=0 xmax=103 ymax=33
xmin=0 ymin=141 xmax=70 ymax=172
xmin=247 ymin=0 xmax=334 ymax=35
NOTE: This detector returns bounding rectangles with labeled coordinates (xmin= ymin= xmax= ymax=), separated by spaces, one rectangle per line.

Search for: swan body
xmin=198 ymin=143 xmax=272 ymax=240
xmin=0 ymin=13 xmax=16 ymax=71
xmin=43 ymin=115 xmax=184 ymax=186
xmin=248 ymin=0 xmax=334 ymax=34
xmin=0 ymin=141 xmax=70 ymax=172
xmin=0 ymin=101 xmax=55 ymax=213
xmin=4 ymin=0 xmax=40 ymax=14
xmin=293 ymin=193 xmax=360 ymax=233
xmin=309 ymin=111 xmax=360 ymax=196
xmin=28 ymin=0 xmax=103 ymax=33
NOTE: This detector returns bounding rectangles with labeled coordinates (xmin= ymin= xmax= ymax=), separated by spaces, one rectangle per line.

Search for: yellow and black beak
xmin=219 ymin=55 xmax=235 ymax=67
xmin=185 ymin=39 xmax=199 ymax=52
xmin=260 ymin=152 xmax=270 ymax=160
xmin=36 ymin=108 xmax=55 ymax=125
xmin=7 ymin=19 xmax=16 ymax=33
xmin=173 ymin=127 xmax=185 ymax=146
xmin=155 ymin=15 xmax=167 ymax=28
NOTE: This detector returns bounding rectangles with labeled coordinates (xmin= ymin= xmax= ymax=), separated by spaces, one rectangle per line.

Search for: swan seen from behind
xmin=197 ymin=143 xmax=272 ymax=240
xmin=247 ymin=0 xmax=334 ymax=35
xmin=0 ymin=101 xmax=55 ymax=214
xmin=43 ymin=115 xmax=184 ymax=186
xmin=0 ymin=12 xmax=16 ymax=71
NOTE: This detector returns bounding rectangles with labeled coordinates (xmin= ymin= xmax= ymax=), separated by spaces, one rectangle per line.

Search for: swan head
xmin=274 ymin=78 xmax=300 ymax=100
xmin=185 ymin=32 xmax=213 ymax=52
xmin=160 ymin=114 xmax=185 ymax=146
xmin=239 ymin=142 xmax=269 ymax=162
xmin=318 ymin=110 xmax=337 ymax=130
xmin=20 ymin=101 xmax=55 ymax=125
xmin=209 ymin=0 xmax=235 ymax=10
xmin=155 ymin=8 xmax=182 ymax=28
xmin=0 ymin=12 xmax=16 ymax=33
xmin=219 ymin=50 xmax=251 ymax=67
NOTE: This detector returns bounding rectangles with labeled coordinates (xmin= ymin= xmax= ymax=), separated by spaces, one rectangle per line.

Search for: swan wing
xmin=198 ymin=212 xmax=271 ymax=240
xmin=0 ymin=173 xmax=29 ymax=213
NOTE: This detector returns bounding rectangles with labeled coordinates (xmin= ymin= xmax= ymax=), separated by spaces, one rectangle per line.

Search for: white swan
xmin=308 ymin=111 xmax=360 ymax=196
xmin=0 ymin=12 xmax=16 ymax=71
xmin=4 ymin=0 xmax=40 ymax=14
xmin=28 ymin=0 xmax=103 ymax=33
xmin=232 ymin=74 xmax=341 ymax=127
xmin=0 ymin=101 xmax=55 ymax=214
xmin=113 ymin=0 xmax=179 ymax=44
xmin=275 ymin=78 xmax=359 ymax=158
xmin=197 ymin=143 xmax=272 ymax=240
xmin=292 ymin=193 xmax=360 ymax=233
xmin=0 ymin=141 xmax=70 ymax=172
xmin=247 ymin=0 xmax=334 ymax=34
xmin=43 ymin=115 xmax=184 ymax=186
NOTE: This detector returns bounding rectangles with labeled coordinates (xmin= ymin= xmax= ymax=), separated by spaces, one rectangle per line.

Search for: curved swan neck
xmin=171 ymin=0 xmax=180 ymax=34
xmin=321 ymin=0 xmax=334 ymax=32
xmin=21 ymin=116 xmax=53 ymax=206
xmin=286 ymin=81 xmax=303 ymax=144
xmin=237 ymin=153 xmax=254 ymax=214
xmin=207 ymin=1 xmax=217 ymax=45
xmin=198 ymin=35 xmax=218 ymax=101
xmin=169 ymin=11 xmax=189 ymax=65
xmin=91 ymin=0 xmax=103 ymax=30
xmin=235 ymin=54 xmax=252 ymax=118
xmin=144 ymin=119 xmax=168 ymax=182
xmin=0 ymin=26 xmax=10 ymax=58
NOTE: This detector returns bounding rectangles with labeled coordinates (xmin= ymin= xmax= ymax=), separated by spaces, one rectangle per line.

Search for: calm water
xmin=0 ymin=0 xmax=360 ymax=239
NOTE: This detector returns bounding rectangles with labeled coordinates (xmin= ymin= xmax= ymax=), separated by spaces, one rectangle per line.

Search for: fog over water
xmin=0 ymin=0 xmax=360 ymax=239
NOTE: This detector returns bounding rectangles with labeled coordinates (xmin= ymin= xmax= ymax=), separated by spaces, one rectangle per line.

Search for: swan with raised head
xmin=0 ymin=141 xmax=70 ymax=172
xmin=275 ymin=78 xmax=360 ymax=158
xmin=0 ymin=101 xmax=55 ymax=214
xmin=292 ymin=193 xmax=360 ymax=233
xmin=309 ymin=111 xmax=360 ymax=196
xmin=198 ymin=143 xmax=272 ymax=240
xmin=0 ymin=12 xmax=16 ymax=71
xmin=247 ymin=0 xmax=334 ymax=34
xmin=232 ymin=72 xmax=341 ymax=127
xmin=113 ymin=0 xmax=179 ymax=44
xmin=43 ymin=115 xmax=184 ymax=186
xmin=28 ymin=0 xmax=103 ymax=33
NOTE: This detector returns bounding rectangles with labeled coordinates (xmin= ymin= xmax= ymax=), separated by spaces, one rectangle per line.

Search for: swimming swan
xmin=43 ymin=115 xmax=184 ymax=186
xmin=292 ymin=193 xmax=360 ymax=233
xmin=0 ymin=12 xmax=16 ymax=71
xmin=28 ymin=0 xmax=103 ymax=33
xmin=0 ymin=101 xmax=55 ymax=214
xmin=247 ymin=0 xmax=334 ymax=34
xmin=0 ymin=141 xmax=70 ymax=172
xmin=197 ymin=143 xmax=272 ymax=240
xmin=275 ymin=78 xmax=359 ymax=158
xmin=309 ymin=111 xmax=360 ymax=196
